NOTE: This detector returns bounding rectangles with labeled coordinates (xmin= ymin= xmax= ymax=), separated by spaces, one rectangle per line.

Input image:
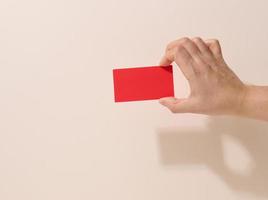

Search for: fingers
xmin=181 ymin=38 xmax=211 ymax=74
xmin=159 ymin=38 xmax=190 ymax=67
xmin=160 ymin=39 xmax=195 ymax=80
xmin=159 ymin=39 xmax=181 ymax=66
xmin=205 ymin=39 xmax=223 ymax=59
xmin=160 ymin=37 xmax=211 ymax=80
xmin=173 ymin=45 xmax=196 ymax=80
xmin=159 ymin=97 xmax=193 ymax=113
xmin=192 ymin=37 xmax=217 ymax=66
xmin=159 ymin=55 xmax=173 ymax=66
xmin=159 ymin=37 xmax=228 ymax=115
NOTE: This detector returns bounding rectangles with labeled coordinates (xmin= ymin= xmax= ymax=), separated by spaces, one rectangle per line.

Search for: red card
xmin=113 ymin=65 xmax=174 ymax=102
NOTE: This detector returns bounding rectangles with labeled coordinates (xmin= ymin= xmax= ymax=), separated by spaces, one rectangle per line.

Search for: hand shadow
xmin=156 ymin=116 xmax=268 ymax=198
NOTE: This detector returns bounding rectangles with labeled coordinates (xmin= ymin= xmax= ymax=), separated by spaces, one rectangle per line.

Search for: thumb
xmin=159 ymin=97 xmax=192 ymax=113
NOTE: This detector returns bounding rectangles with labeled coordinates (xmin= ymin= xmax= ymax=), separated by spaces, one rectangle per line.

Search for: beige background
xmin=1 ymin=0 xmax=268 ymax=199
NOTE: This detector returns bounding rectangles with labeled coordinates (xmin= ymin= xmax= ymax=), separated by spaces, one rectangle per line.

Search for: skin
xmin=159 ymin=37 xmax=268 ymax=121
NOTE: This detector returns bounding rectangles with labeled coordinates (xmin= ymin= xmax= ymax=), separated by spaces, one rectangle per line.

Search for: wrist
xmin=236 ymin=84 xmax=268 ymax=120
xmin=236 ymin=84 xmax=253 ymax=116
xmin=232 ymin=84 xmax=250 ymax=117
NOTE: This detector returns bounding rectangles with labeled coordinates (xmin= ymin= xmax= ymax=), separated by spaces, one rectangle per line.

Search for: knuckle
xmin=166 ymin=37 xmax=192 ymax=52
xmin=192 ymin=37 xmax=202 ymax=43
xmin=211 ymin=39 xmax=220 ymax=45
xmin=212 ymin=39 xmax=222 ymax=55
xmin=195 ymin=57 xmax=205 ymax=66
xmin=180 ymin=37 xmax=191 ymax=44
xmin=166 ymin=39 xmax=181 ymax=51
xmin=176 ymin=45 xmax=185 ymax=53
xmin=166 ymin=41 xmax=174 ymax=51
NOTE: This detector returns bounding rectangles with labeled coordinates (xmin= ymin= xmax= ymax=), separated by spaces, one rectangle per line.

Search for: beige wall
xmin=1 ymin=0 xmax=268 ymax=199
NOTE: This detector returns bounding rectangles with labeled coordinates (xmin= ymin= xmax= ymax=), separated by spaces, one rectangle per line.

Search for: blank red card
xmin=113 ymin=65 xmax=174 ymax=102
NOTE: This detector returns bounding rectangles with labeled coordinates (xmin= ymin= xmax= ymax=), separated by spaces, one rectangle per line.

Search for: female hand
xmin=159 ymin=37 xmax=247 ymax=116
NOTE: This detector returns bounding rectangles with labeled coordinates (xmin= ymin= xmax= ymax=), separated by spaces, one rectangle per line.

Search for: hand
xmin=159 ymin=37 xmax=248 ymax=116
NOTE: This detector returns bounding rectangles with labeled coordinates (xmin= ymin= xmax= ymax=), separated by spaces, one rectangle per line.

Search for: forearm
xmin=239 ymin=85 xmax=268 ymax=121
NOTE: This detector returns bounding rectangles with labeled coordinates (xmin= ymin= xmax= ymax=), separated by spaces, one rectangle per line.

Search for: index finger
xmin=159 ymin=39 xmax=181 ymax=66
xmin=159 ymin=38 xmax=196 ymax=80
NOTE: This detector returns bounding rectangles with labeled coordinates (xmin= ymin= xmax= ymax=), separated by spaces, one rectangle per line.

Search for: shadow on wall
xmin=156 ymin=116 xmax=268 ymax=198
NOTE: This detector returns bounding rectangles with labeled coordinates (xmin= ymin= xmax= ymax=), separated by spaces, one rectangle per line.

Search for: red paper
xmin=113 ymin=65 xmax=174 ymax=102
